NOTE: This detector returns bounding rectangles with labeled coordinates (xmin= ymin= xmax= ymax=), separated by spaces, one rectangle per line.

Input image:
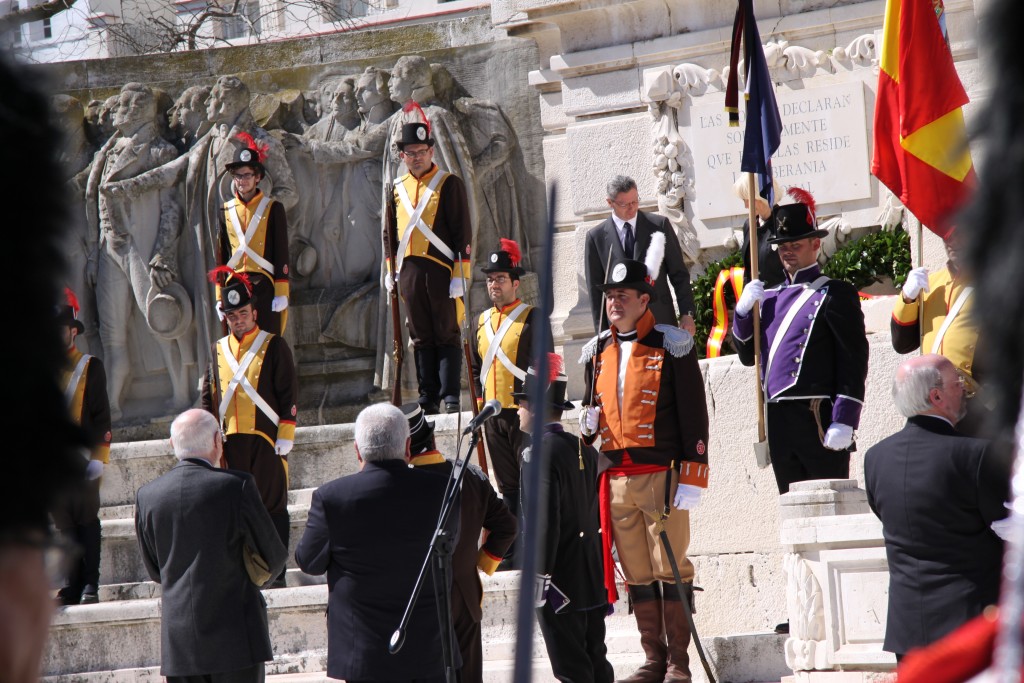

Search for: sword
xmin=657 ymin=468 xmax=716 ymax=683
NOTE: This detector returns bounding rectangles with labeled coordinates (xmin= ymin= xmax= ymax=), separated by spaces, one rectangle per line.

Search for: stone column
xmin=779 ymin=479 xmax=896 ymax=681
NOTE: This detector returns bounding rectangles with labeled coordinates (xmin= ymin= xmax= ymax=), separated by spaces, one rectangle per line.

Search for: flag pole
xmin=916 ymin=219 xmax=925 ymax=354
xmin=747 ymin=174 xmax=767 ymax=448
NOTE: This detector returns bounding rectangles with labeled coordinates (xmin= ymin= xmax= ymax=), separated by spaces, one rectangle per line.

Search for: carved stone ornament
xmin=783 ymin=552 xmax=830 ymax=671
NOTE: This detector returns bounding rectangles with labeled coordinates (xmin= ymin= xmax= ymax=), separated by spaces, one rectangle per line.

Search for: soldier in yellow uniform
xmin=202 ymin=268 xmax=297 ymax=587
xmin=469 ymin=239 xmax=547 ymax=567
xmin=580 ymin=255 xmax=709 ymax=683
xmin=53 ymin=288 xmax=112 ymax=605
xmin=892 ymin=230 xmax=982 ymax=434
xmin=217 ymin=137 xmax=290 ymax=335
xmin=384 ymin=120 xmax=472 ymax=415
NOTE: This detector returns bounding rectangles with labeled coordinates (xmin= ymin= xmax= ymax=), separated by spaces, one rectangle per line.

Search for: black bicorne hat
xmin=769 ymin=187 xmax=828 ymax=244
xmin=57 ymin=287 xmax=84 ymax=334
xmin=511 ymin=354 xmax=575 ymax=411
xmin=225 ymin=132 xmax=267 ymax=175
xmin=209 ymin=266 xmax=255 ymax=313
xmin=402 ymin=402 xmax=435 ymax=453
xmin=595 ymin=259 xmax=657 ymax=300
xmin=481 ymin=238 xmax=526 ymax=278
xmin=397 ymin=122 xmax=434 ymax=150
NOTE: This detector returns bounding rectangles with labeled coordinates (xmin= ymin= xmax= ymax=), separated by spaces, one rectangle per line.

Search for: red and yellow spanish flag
xmin=871 ymin=0 xmax=975 ymax=238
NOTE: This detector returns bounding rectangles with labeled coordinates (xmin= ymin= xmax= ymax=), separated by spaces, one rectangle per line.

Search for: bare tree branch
xmin=0 ymin=0 xmax=78 ymax=32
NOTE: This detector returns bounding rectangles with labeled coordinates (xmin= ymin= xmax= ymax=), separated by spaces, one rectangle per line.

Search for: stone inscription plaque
xmin=688 ymin=81 xmax=871 ymax=220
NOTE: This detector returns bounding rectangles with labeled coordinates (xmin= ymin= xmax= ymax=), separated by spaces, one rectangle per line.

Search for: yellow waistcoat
xmin=476 ymin=302 xmax=530 ymax=408
xmin=216 ymin=327 xmax=281 ymax=447
xmin=63 ymin=348 xmax=110 ymax=463
xmin=892 ymin=267 xmax=977 ymax=378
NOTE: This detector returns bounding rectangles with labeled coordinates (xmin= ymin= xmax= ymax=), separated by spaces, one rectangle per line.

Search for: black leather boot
xmin=438 ymin=345 xmax=463 ymax=412
xmin=413 ymin=347 xmax=440 ymax=414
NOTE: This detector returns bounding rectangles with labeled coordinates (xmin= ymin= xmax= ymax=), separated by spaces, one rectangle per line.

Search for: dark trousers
xmin=225 ymin=434 xmax=288 ymax=515
xmin=167 ymin=663 xmax=264 ymax=683
xmin=400 ymin=257 xmax=460 ymax=348
xmin=349 ymin=678 xmax=446 ymax=683
xmin=52 ymin=477 xmax=102 ymax=600
xmin=452 ymin=592 xmax=482 ymax=683
xmin=536 ymin=605 xmax=615 ymax=683
xmin=766 ymin=399 xmax=851 ymax=494
xmin=483 ymin=409 xmax=525 ymax=497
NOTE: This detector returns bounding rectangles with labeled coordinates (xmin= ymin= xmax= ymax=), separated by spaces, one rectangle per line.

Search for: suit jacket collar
xmin=907 ymin=414 xmax=960 ymax=437
xmin=605 ymin=211 xmax=650 ymax=260
xmin=177 ymin=457 xmax=216 ymax=469
xmin=363 ymin=458 xmax=411 ymax=473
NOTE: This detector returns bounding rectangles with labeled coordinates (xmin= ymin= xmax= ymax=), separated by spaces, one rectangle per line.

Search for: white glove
xmin=673 ymin=483 xmax=703 ymax=511
xmin=901 ymin=267 xmax=930 ymax=301
xmin=823 ymin=423 xmax=854 ymax=450
xmin=735 ymin=279 xmax=765 ymax=317
xmin=215 ymin=300 xmax=225 ymax=322
xmin=534 ymin=574 xmax=551 ymax=608
xmin=384 ymin=274 xmax=395 ymax=294
xmin=275 ymin=439 xmax=293 ymax=456
xmin=85 ymin=460 xmax=105 ymax=481
xmin=991 ymin=504 xmax=1015 ymax=542
xmin=579 ymin=406 xmax=601 ymax=436
xmin=271 ymin=295 xmax=289 ymax=313
xmin=449 ymin=277 xmax=465 ymax=299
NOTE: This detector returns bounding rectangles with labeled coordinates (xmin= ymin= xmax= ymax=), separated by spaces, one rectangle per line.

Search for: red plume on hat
xmin=499 ymin=238 xmax=522 ymax=267
xmin=208 ymin=266 xmax=252 ymax=295
xmin=548 ymin=353 xmax=564 ymax=383
xmin=64 ymin=287 xmax=80 ymax=315
xmin=787 ymin=187 xmax=817 ymax=226
xmin=402 ymin=100 xmax=431 ymax=138
xmin=234 ymin=132 xmax=268 ymax=163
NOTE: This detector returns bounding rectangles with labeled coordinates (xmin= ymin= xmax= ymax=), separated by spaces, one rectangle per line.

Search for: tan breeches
xmin=609 ymin=470 xmax=694 ymax=585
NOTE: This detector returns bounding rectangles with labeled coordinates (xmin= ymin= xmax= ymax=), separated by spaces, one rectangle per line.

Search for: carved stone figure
xmin=55 ymin=94 xmax=100 ymax=354
xmin=104 ymin=76 xmax=298 ymax=382
xmin=88 ymin=83 xmax=192 ymax=421
xmin=168 ymin=85 xmax=212 ymax=152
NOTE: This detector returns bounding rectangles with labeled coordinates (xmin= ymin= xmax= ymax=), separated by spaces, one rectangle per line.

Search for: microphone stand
xmin=389 ymin=428 xmax=483 ymax=683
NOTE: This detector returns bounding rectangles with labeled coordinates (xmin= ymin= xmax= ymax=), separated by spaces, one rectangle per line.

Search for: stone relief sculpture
xmin=56 ymin=94 xmax=101 ymax=355
xmin=168 ymin=85 xmax=212 ymax=152
xmin=87 ymin=83 xmax=192 ymax=421
xmin=55 ymin=59 xmax=536 ymax=422
xmin=783 ymin=553 xmax=829 ymax=671
xmin=103 ymin=76 xmax=299 ymax=394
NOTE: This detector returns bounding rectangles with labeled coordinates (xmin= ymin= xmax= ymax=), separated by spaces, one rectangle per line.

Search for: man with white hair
xmin=134 ymin=409 xmax=286 ymax=683
xmin=864 ymin=354 xmax=1010 ymax=661
xmin=295 ymin=402 xmax=457 ymax=683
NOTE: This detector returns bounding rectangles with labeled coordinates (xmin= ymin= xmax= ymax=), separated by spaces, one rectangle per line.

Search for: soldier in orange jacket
xmin=580 ymin=244 xmax=709 ymax=683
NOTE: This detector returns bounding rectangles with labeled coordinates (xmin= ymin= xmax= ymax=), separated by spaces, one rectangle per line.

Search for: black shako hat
xmin=397 ymin=122 xmax=434 ymax=150
xmin=402 ymin=402 xmax=435 ymax=452
xmin=209 ymin=266 xmax=255 ymax=313
xmin=511 ymin=354 xmax=575 ymax=411
xmin=225 ymin=132 xmax=267 ymax=175
xmin=596 ymin=259 xmax=657 ymax=300
xmin=769 ymin=187 xmax=828 ymax=244
xmin=57 ymin=287 xmax=84 ymax=334
xmin=481 ymin=238 xmax=526 ymax=278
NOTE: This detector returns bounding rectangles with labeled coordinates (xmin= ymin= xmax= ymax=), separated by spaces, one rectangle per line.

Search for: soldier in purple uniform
xmin=732 ymin=188 xmax=869 ymax=494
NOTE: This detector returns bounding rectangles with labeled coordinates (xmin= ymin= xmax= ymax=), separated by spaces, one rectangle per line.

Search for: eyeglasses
xmin=486 ymin=276 xmax=510 ymax=285
xmin=401 ymin=149 xmax=431 ymax=159
xmin=611 ymin=199 xmax=640 ymax=209
xmin=232 ymin=172 xmax=257 ymax=180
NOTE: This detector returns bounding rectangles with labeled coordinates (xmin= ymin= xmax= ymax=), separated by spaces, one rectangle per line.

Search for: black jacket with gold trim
xmin=581 ymin=309 xmax=709 ymax=487
xmin=218 ymin=191 xmax=290 ymax=299
xmin=64 ymin=348 xmax=112 ymax=463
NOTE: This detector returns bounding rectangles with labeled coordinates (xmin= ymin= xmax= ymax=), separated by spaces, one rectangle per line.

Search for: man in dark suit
xmin=584 ymin=175 xmax=696 ymax=335
xmin=519 ymin=356 xmax=614 ymax=683
xmin=295 ymin=402 xmax=457 ymax=683
xmin=865 ymin=354 xmax=1010 ymax=660
xmin=135 ymin=409 xmax=287 ymax=683
xmin=404 ymin=403 xmax=516 ymax=683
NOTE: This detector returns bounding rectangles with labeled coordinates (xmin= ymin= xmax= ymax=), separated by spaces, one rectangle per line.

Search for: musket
xmin=458 ymin=254 xmax=489 ymax=476
xmin=383 ymin=181 xmax=404 ymax=407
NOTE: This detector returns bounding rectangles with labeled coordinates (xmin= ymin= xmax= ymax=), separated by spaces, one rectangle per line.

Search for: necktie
xmin=623 ymin=222 xmax=635 ymax=257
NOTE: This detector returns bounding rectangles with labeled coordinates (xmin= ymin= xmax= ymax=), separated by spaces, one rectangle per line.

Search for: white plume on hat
xmin=644 ymin=231 xmax=667 ymax=282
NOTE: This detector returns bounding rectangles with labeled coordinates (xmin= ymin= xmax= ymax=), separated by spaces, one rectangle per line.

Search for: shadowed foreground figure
xmin=0 ymin=51 xmax=91 ymax=683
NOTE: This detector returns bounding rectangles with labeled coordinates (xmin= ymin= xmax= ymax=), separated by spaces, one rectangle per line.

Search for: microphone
xmin=463 ymin=399 xmax=502 ymax=435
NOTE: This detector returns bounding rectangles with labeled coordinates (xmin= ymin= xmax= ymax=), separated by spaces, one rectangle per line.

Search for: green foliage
xmin=822 ymin=227 xmax=912 ymax=290
xmin=691 ymin=227 xmax=911 ymax=358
